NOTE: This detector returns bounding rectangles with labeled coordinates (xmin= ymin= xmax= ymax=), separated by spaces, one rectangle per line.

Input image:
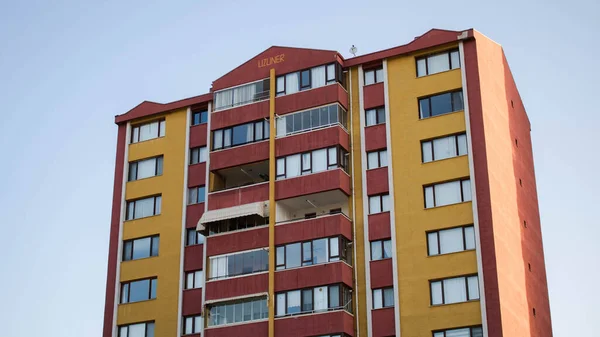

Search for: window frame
xmin=418 ymin=90 xmax=464 ymax=119
xmin=415 ymin=49 xmax=461 ymax=77
xmin=191 ymin=109 xmax=208 ymax=126
xmin=189 ymin=146 xmax=207 ymax=165
xmin=120 ymin=277 xmax=157 ymax=304
xmin=188 ymin=185 xmax=206 ymax=205
xmin=125 ymin=195 xmax=162 ymax=220
xmin=185 ymin=270 xmax=204 ymax=289
xmin=212 ymin=119 xmax=269 ymax=150
xmin=275 ymin=146 xmax=348 ymax=180
xmin=421 ymin=133 xmax=468 ymax=163
xmin=432 ymin=325 xmax=483 ymax=337
xmin=208 ymin=248 xmax=269 ymax=280
xmin=426 ymin=225 xmax=475 ymax=256
xmin=130 ymin=119 xmax=166 ymax=144
xmin=207 ymin=296 xmax=268 ymax=327
xmin=118 ymin=321 xmax=155 ymax=337
xmin=123 ymin=235 xmax=160 ymax=261
xmin=275 ymin=236 xmax=350 ymax=270
xmin=423 ymin=178 xmax=471 ymax=208
xmin=183 ymin=315 xmax=203 ymax=335
xmin=372 ymin=287 xmax=394 ymax=309
xmin=365 ymin=106 xmax=386 ymax=127
xmin=364 ymin=66 xmax=384 ymax=85
xmin=366 ymin=149 xmax=388 ymax=169
xmin=429 ymin=274 xmax=480 ymax=305
xmin=370 ymin=239 xmax=392 ymax=261
xmin=275 ymin=283 xmax=349 ymax=316
xmin=276 ymin=63 xmax=341 ymax=97
xmin=185 ymin=228 xmax=205 ymax=246
xmin=368 ymin=193 xmax=390 ymax=214
xmin=128 ymin=156 xmax=163 ymax=181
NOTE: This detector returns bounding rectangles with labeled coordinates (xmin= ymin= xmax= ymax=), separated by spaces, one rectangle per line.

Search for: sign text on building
xmin=258 ymin=54 xmax=285 ymax=68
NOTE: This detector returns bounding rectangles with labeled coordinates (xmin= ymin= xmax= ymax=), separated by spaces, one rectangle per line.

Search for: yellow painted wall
xmin=117 ymin=108 xmax=188 ymax=336
xmin=385 ymin=46 xmax=482 ymax=336
xmin=349 ymin=67 xmax=368 ymax=337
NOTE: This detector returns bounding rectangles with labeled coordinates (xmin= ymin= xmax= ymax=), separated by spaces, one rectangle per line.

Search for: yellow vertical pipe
xmin=268 ymin=68 xmax=276 ymax=337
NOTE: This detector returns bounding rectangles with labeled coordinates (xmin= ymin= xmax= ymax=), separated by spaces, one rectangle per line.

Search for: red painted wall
xmin=371 ymin=307 xmax=395 ymax=337
xmin=207 ymin=182 xmax=269 ymax=210
xmin=209 ymin=141 xmax=269 ymax=171
xmin=370 ymin=259 xmax=393 ymax=289
xmin=182 ymin=288 xmax=203 ymax=316
xmin=188 ymin=162 xmax=206 ymax=187
xmin=274 ymin=261 xmax=353 ymax=292
xmin=275 ymin=214 xmax=352 ymax=245
xmin=205 ymin=321 xmax=268 ymax=337
xmin=364 ymin=124 xmax=387 ymax=152
xmin=190 ymin=123 xmax=207 ymax=148
xmin=363 ymin=83 xmax=385 ymax=110
xmin=274 ymin=310 xmax=354 ymax=337
xmin=206 ymin=227 xmax=269 ymax=256
xmin=276 ymin=125 xmax=349 ymax=157
xmin=276 ymin=83 xmax=349 ymax=116
xmin=184 ymin=244 xmax=204 ymax=272
xmin=102 ymin=124 xmax=127 ymax=337
xmin=366 ymin=167 xmax=389 ymax=196
xmin=186 ymin=203 xmax=205 ymax=229
xmin=465 ymin=33 xmax=552 ymax=337
xmin=211 ymin=100 xmax=270 ymax=130
xmin=368 ymin=212 xmax=391 ymax=241
xmin=205 ymin=273 xmax=268 ymax=301
xmin=275 ymin=169 xmax=350 ymax=200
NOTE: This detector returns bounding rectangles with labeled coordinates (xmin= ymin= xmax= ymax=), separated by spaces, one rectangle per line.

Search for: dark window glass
xmin=430 ymin=93 xmax=453 ymax=117
xmin=312 ymin=238 xmax=328 ymax=264
xmin=302 ymin=289 xmax=313 ymax=311
xmin=300 ymin=70 xmax=311 ymax=89
xmin=302 ymin=242 xmax=312 ymax=266
xmin=123 ymin=241 xmax=133 ymax=261
xmin=329 ymin=285 xmax=340 ymax=308
xmin=452 ymin=91 xmax=464 ymax=110
xmin=302 ymin=110 xmax=311 ymax=130
xmin=419 ymin=99 xmax=431 ymax=118
xmin=232 ymin=124 xmax=252 ymax=146
xmin=311 ymin=108 xmax=320 ymax=127
xmin=377 ymin=108 xmax=386 ymax=124
xmin=243 ymin=301 xmax=252 ymax=321
xmin=320 ymin=107 xmax=329 ymax=126
xmin=192 ymin=110 xmax=207 ymax=126
xmin=293 ymin=113 xmax=302 ymax=133
xmin=132 ymin=237 xmax=151 ymax=260
xmin=285 ymin=243 xmax=301 ymax=268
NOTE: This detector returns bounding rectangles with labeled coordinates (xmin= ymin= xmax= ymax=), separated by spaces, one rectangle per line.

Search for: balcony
xmin=211 ymin=100 xmax=270 ymax=130
xmin=274 ymin=310 xmax=354 ymax=337
xmin=372 ymin=307 xmax=395 ymax=337
xmin=276 ymin=124 xmax=349 ymax=158
xmin=206 ymin=226 xmax=269 ymax=257
xmin=370 ymin=259 xmax=393 ymax=289
xmin=205 ymin=273 xmax=268 ymax=301
xmin=275 ymin=169 xmax=350 ymax=201
xmin=366 ymin=167 xmax=389 ymax=196
xmin=276 ymin=83 xmax=349 ymax=116
xmin=205 ymin=320 xmax=268 ymax=337
xmin=364 ymin=123 xmax=387 ymax=152
xmin=275 ymin=213 xmax=352 ymax=245
xmin=368 ymin=212 xmax=391 ymax=241
xmin=182 ymin=288 xmax=203 ymax=316
xmin=275 ymin=261 xmax=353 ymax=293
xmin=210 ymin=141 xmax=269 ymax=171
xmin=184 ymin=244 xmax=204 ymax=271
xmin=188 ymin=162 xmax=206 ymax=188
xmin=190 ymin=123 xmax=208 ymax=148
xmin=363 ymin=82 xmax=385 ymax=110
xmin=208 ymin=181 xmax=269 ymax=211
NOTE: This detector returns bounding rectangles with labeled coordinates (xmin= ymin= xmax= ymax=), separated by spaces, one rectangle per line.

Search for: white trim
xmin=204 ymin=292 xmax=269 ymax=305
xmin=213 ymin=77 xmax=270 ymax=94
xmin=382 ymin=59 xmax=402 ymax=337
xmin=207 ymin=270 xmax=270 ymax=283
xmin=208 ymin=246 xmax=269 ymax=260
xmin=208 ymin=181 xmax=269 ymax=195
xmin=111 ymin=122 xmax=131 ymax=337
xmin=357 ymin=65 xmax=373 ymax=337
xmin=459 ymin=41 xmax=489 ymax=337
xmin=201 ymin=101 xmax=212 ymax=337
xmin=176 ymin=107 xmax=192 ymax=337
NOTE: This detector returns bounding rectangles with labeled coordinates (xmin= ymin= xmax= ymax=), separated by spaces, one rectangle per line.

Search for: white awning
xmin=197 ymin=201 xmax=269 ymax=231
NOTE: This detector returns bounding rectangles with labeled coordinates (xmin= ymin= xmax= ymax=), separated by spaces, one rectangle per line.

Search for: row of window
xmin=123 ymin=235 xmax=159 ymax=261
xmin=419 ymin=90 xmax=464 ymax=119
xmin=131 ymin=120 xmax=165 ymax=144
xmin=424 ymin=178 xmax=471 ymax=208
xmin=183 ymin=315 xmax=202 ymax=335
xmin=185 ymin=270 xmax=204 ymax=289
xmin=275 ymin=283 xmax=352 ymax=316
xmin=209 ymin=248 xmax=269 ymax=280
xmin=118 ymin=322 xmax=154 ymax=337
xmin=422 ymin=133 xmax=467 ymax=163
xmin=207 ymin=214 xmax=269 ymax=235
xmin=128 ymin=156 xmax=163 ymax=181
xmin=276 ymin=146 xmax=348 ymax=180
xmin=212 ymin=119 xmax=270 ymax=150
xmin=417 ymin=49 xmax=461 ymax=77
xmin=276 ymin=63 xmax=343 ymax=96
xmin=186 ymin=228 xmax=205 ymax=246
xmin=434 ymin=326 xmax=483 ymax=337
xmin=207 ymin=296 xmax=268 ymax=326
xmin=275 ymin=236 xmax=351 ymax=270
xmin=189 ymin=146 xmax=207 ymax=165
xmin=365 ymin=107 xmax=385 ymax=126
xmin=126 ymin=195 xmax=161 ymax=220
xmin=276 ymin=103 xmax=348 ymax=137
xmin=121 ymin=278 xmax=157 ymax=304
xmin=188 ymin=186 xmax=206 ymax=205
xmin=364 ymin=67 xmax=384 ymax=85
xmin=373 ymin=287 xmax=394 ymax=309
xmin=367 ymin=149 xmax=388 ymax=169
xmin=191 ymin=109 xmax=207 ymax=126
xmin=214 ymin=79 xmax=270 ymax=111
xmin=431 ymin=275 xmax=479 ymax=305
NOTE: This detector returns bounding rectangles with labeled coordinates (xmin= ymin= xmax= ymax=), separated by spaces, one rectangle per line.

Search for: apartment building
xmin=103 ymin=28 xmax=552 ymax=337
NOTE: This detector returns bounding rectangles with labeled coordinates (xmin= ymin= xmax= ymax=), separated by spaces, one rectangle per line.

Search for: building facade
xmin=103 ymin=29 xmax=552 ymax=337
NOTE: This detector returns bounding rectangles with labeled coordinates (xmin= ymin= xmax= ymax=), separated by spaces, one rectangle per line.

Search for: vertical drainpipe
xmin=268 ymin=68 xmax=276 ymax=337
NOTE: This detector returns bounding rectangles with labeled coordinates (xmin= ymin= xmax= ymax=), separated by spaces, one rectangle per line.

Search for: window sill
xmin=275 ymin=82 xmax=345 ymax=99
xmin=188 ymin=161 xmax=207 ymax=167
xmin=430 ymin=299 xmax=480 ymax=308
xmin=422 ymin=154 xmax=467 ymax=165
xmin=122 ymin=255 xmax=159 ymax=263
xmin=187 ymin=201 xmax=206 ymax=207
xmin=190 ymin=122 xmax=208 ymax=128
xmin=129 ymin=135 xmax=165 ymax=146
xmin=368 ymin=210 xmax=391 ymax=216
xmin=424 ymin=200 xmax=472 ymax=211
xmin=118 ymin=298 xmax=157 ymax=306
xmin=124 ymin=214 xmax=161 ymax=222
xmin=419 ymin=109 xmax=464 ymax=121
xmin=416 ymin=67 xmax=461 ymax=79
xmin=371 ymin=306 xmax=394 ymax=311
xmin=207 ymin=270 xmax=269 ymax=283
xmin=363 ymin=81 xmax=384 ymax=88
xmin=370 ymin=257 xmax=392 ymax=262
xmin=206 ymin=318 xmax=269 ymax=329
xmin=365 ymin=165 xmax=389 ymax=172
xmin=183 ymin=287 xmax=203 ymax=292
xmin=275 ymin=260 xmax=352 ymax=273
xmin=274 ymin=308 xmax=353 ymax=320
xmin=364 ymin=122 xmax=386 ymax=129
xmin=127 ymin=174 xmax=162 ymax=183
xmin=427 ymin=248 xmax=476 ymax=258
xmin=211 ymin=139 xmax=269 ymax=154
xmin=185 ymin=243 xmax=205 ymax=248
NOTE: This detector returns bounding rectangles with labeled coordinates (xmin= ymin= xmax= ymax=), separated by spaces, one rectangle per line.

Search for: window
xmin=131 ymin=120 xmax=166 ymax=143
xmin=367 ymin=149 xmax=388 ymax=169
xmin=126 ymin=196 xmax=161 ymax=220
xmin=192 ymin=110 xmax=208 ymax=126
xmin=422 ymin=134 xmax=468 ymax=163
xmin=118 ymin=322 xmax=154 ymax=337
xmin=416 ymin=49 xmax=460 ymax=77
xmin=183 ymin=315 xmax=203 ymax=335
xmin=369 ymin=194 xmax=390 ymax=214
xmin=185 ymin=228 xmax=205 ymax=246
xmin=433 ymin=326 xmax=483 ymax=337
xmin=123 ymin=235 xmax=159 ymax=261
xmin=128 ymin=156 xmax=163 ymax=181
xmin=275 ymin=284 xmax=352 ymax=316
xmin=370 ymin=239 xmax=392 ymax=261
xmin=364 ymin=67 xmax=384 ymax=85
xmin=121 ymin=278 xmax=157 ymax=304
xmin=276 ymin=63 xmax=342 ymax=97
xmin=185 ymin=270 xmax=204 ymax=289
xmin=214 ymin=79 xmax=270 ymax=111
xmin=208 ymin=296 xmax=268 ymax=326
xmin=209 ymin=248 xmax=269 ymax=280
xmin=430 ymin=275 xmax=480 ymax=305
xmin=276 ymin=146 xmax=348 ymax=180
xmin=419 ymin=91 xmax=464 ymax=119
xmin=372 ymin=287 xmax=394 ymax=309
xmin=207 ymin=214 xmax=269 ymax=235
xmin=365 ymin=107 xmax=385 ymax=126
xmin=188 ymin=186 xmax=206 ymax=205
xmin=427 ymin=225 xmax=476 ymax=256
xmin=276 ymin=236 xmax=351 ymax=270
xmin=424 ymin=179 xmax=471 ymax=208
xmin=275 ymin=104 xmax=348 ymax=137
xmin=212 ymin=120 xmax=269 ymax=150
xmin=189 ymin=147 xmax=207 ymax=165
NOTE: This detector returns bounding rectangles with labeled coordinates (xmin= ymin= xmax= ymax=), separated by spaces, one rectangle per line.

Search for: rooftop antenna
xmin=349 ymin=45 xmax=357 ymax=57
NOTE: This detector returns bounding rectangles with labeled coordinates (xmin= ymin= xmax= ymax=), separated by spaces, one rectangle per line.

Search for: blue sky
xmin=0 ymin=0 xmax=597 ymax=335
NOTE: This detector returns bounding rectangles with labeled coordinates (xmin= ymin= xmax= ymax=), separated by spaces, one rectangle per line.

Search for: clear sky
xmin=0 ymin=0 xmax=597 ymax=336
